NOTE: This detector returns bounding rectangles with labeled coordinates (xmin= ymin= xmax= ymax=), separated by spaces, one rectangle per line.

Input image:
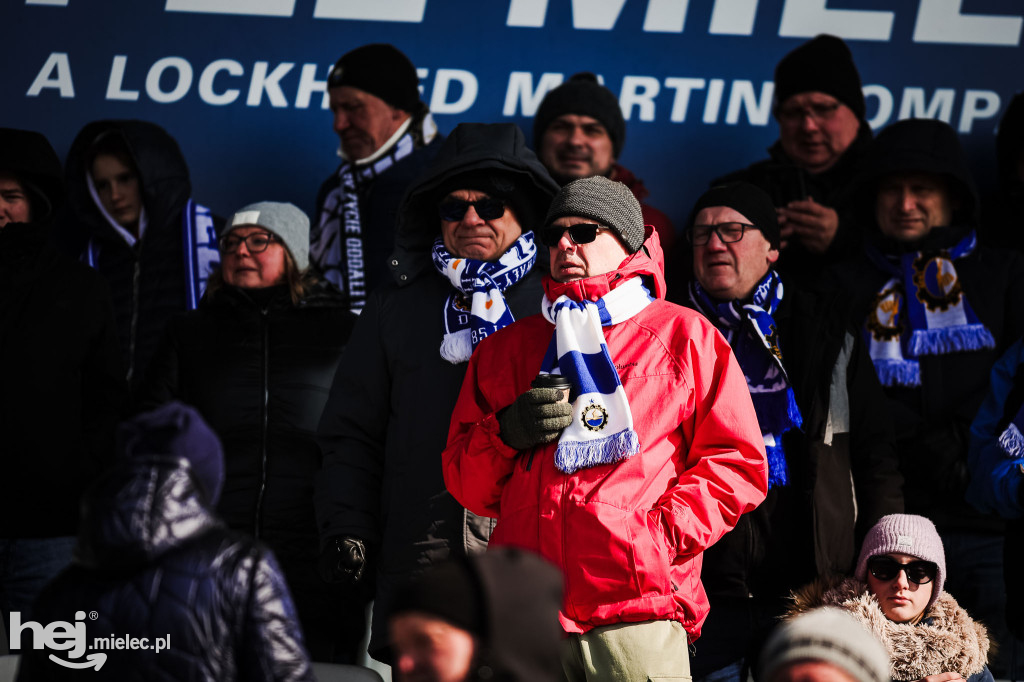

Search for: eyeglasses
xmin=438 ymin=197 xmax=507 ymax=222
xmin=540 ymin=223 xmax=609 ymax=246
xmin=867 ymin=556 xmax=938 ymax=585
xmin=687 ymin=222 xmax=756 ymax=245
xmin=777 ymin=101 xmax=841 ymax=124
xmin=220 ymin=231 xmax=278 ymax=254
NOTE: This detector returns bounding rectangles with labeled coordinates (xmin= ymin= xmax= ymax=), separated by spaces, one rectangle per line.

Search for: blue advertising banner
xmin=5 ymin=0 xmax=1024 ymax=231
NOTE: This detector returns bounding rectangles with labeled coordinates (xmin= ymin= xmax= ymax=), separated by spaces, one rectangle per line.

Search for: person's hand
xmin=497 ymin=387 xmax=572 ymax=451
xmin=776 ymin=198 xmax=839 ymax=254
xmin=318 ymin=536 xmax=369 ymax=585
xmin=918 ymin=672 xmax=963 ymax=682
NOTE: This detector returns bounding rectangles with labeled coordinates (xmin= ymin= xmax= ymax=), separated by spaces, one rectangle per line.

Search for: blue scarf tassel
xmin=555 ymin=429 xmax=640 ymax=475
xmin=873 ymin=359 xmax=922 ymax=388
xmin=909 ymin=325 xmax=996 ymax=357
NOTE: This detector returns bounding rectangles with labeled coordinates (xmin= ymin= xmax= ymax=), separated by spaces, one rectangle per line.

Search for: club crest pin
xmin=581 ymin=401 xmax=609 ymax=432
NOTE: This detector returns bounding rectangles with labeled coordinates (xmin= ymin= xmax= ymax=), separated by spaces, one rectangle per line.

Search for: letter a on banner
xmin=27 ymin=53 xmax=74 ymax=98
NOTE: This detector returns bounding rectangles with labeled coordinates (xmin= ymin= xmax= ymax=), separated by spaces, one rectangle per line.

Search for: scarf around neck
xmin=539 ymin=276 xmax=652 ymax=474
xmin=431 ymin=232 xmax=537 ymax=364
xmin=688 ymin=270 xmax=802 ymax=488
xmin=863 ymin=230 xmax=995 ymax=388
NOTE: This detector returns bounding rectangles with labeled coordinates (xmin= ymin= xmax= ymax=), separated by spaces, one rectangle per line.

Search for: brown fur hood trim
xmin=786 ymin=577 xmax=990 ymax=680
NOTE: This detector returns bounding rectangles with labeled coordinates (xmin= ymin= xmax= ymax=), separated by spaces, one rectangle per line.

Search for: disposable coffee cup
xmin=532 ymin=373 xmax=572 ymax=403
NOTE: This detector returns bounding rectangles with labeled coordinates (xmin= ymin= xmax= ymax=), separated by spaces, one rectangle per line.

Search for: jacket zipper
xmin=253 ymin=307 xmax=270 ymax=539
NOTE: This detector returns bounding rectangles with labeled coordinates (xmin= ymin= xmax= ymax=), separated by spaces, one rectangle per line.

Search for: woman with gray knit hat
xmin=786 ymin=514 xmax=993 ymax=682
xmin=138 ymin=201 xmax=363 ymax=663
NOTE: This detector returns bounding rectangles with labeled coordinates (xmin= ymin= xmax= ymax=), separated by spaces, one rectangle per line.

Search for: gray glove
xmin=497 ymin=387 xmax=573 ymax=451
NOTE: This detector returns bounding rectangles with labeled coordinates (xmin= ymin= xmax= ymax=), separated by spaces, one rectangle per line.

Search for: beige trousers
xmin=561 ymin=619 xmax=692 ymax=682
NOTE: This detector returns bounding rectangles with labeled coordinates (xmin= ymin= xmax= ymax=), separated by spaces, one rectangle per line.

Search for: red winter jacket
xmin=442 ymin=230 xmax=767 ymax=639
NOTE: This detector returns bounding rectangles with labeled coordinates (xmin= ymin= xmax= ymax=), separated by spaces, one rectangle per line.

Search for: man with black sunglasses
xmin=680 ymin=182 xmax=903 ymax=682
xmin=315 ymin=122 xmax=558 ymax=663
xmin=445 ymin=176 xmax=768 ymax=681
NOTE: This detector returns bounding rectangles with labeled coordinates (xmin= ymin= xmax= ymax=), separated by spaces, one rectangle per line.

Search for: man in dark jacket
xmin=311 ymin=43 xmax=443 ymax=313
xmin=60 ymin=119 xmax=221 ymax=388
xmin=0 ymin=128 xmax=125 ymax=630
xmin=713 ymin=34 xmax=871 ymax=286
xmin=678 ymin=182 xmax=903 ymax=681
xmin=16 ymin=402 xmax=314 ymax=681
xmin=314 ymin=122 xmax=559 ymax=662
xmin=836 ymin=117 xmax=1024 ymax=679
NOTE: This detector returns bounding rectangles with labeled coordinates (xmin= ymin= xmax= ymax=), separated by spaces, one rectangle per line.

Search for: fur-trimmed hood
xmin=788 ymin=577 xmax=990 ymax=681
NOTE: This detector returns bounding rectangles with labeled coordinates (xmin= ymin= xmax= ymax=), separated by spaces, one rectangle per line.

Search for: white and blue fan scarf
xmin=432 ymin=232 xmax=537 ymax=364
xmin=539 ymin=277 xmax=652 ymax=474
xmin=863 ymin=231 xmax=995 ymax=388
xmin=688 ymin=270 xmax=802 ymax=489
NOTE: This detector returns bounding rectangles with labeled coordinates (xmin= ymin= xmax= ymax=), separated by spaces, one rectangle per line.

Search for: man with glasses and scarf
xmin=315 ymin=122 xmax=558 ymax=664
xmin=443 ymin=176 xmax=768 ymax=681
xmin=311 ymin=43 xmax=443 ymax=314
xmin=678 ymin=181 xmax=903 ymax=682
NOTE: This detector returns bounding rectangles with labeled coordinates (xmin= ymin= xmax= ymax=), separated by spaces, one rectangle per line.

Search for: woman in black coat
xmin=139 ymin=201 xmax=361 ymax=663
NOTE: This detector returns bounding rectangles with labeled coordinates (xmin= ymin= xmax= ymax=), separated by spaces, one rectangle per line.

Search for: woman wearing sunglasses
xmin=787 ymin=514 xmax=993 ymax=682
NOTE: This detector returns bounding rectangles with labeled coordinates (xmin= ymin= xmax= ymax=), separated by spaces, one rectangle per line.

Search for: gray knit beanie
xmin=854 ymin=514 xmax=945 ymax=609
xmin=758 ymin=608 xmax=890 ymax=682
xmin=226 ymin=201 xmax=309 ymax=271
xmin=543 ymin=176 xmax=645 ymax=253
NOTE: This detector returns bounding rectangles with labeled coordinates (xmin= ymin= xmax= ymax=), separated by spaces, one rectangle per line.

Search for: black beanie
xmin=774 ymin=34 xmax=865 ymax=120
xmin=328 ymin=43 xmax=421 ymax=114
xmin=390 ymin=556 xmax=486 ymax=638
xmin=690 ymin=182 xmax=780 ymax=248
xmin=533 ymin=72 xmax=626 ymax=158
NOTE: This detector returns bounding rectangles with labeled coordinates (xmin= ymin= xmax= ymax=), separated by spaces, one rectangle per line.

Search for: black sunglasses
xmin=540 ymin=223 xmax=608 ymax=247
xmin=438 ymin=197 xmax=506 ymax=222
xmin=867 ymin=556 xmax=937 ymax=585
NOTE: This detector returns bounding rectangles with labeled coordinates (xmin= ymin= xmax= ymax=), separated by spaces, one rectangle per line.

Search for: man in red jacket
xmin=443 ymin=176 xmax=767 ymax=681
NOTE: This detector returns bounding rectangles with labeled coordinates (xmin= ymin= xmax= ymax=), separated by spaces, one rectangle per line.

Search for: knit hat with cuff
xmin=227 ymin=201 xmax=310 ymax=271
xmin=854 ymin=513 xmax=946 ymax=609
xmin=690 ymin=182 xmax=780 ymax=249
xmin=327 ymin=43 xmax=421 ymax=114
xmin=533 ymin=73 xmax=626 ymax=159
xmin=774 ymin=34 xmax=866 ymax=121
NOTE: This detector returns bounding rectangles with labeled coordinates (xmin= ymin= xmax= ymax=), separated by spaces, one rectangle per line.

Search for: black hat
xmin=533 ymin=72 xmax=626 ymax=158
xmin=328 ymin=43 xmax=421 ymax=114
xmin=0 ymin=127 xmax=63 ymax=223
xmin=690 ymin=182 xmax=780 ymax=249
xmin=774 ymin=34 xmax=865 ymax=120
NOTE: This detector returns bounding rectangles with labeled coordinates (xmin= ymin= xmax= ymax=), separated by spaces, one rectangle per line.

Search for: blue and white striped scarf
xmin=432 ymin=232 xmax=537 ymax=364
xmin=999 ymin=401 xmax=1024 ymax=460
xmin=539 ymin=277 xmax=652 ymax=474
xmin=864 ymin=231 xmax=995 ymax=387
xmin=688 ymin=270 xmax=802 ymax=488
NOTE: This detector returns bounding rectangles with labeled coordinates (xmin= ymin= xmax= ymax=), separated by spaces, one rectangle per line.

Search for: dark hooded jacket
xmin=17 ymin=455 xmax=314 ymax=681
xmin=981 ymin=92 xmax=1024 ymax=252
xmin=314 ymin=122 xmax=559 ymax=660
xmin=61 ymin=120 xmax=219 ymax=387
xmin=0 ymin=128 xmax=125 ymax=538
xmin=833 ymin=118 xmax=1024 ymax=533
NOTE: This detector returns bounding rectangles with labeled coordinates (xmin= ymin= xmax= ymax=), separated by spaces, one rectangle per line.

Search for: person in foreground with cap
xmin=532 ymin=72 xmax=675 ymax=253
xmin=17 ymin=402 xmax=314 ymax=681
xmin=678 ymin=181 xmax=903 ymax=682
xmin=757 ymin=607 xmax=890 ymax=682
xmin=315 ymin=122 xmax=558 ymax=663
xmin=786 ymin=514 xmax=993 ymax=682
xmin=312 ymin=42 xmax=443 ymax=313
xmin=139 ymin=202 xmax=360 ymax=662
xmin=389 ymin=547 xmax=564 ymax=682
xmin=713 ymin=34 xmax=872 ymax=285
xmin=443 ymin=175 xmax=767 ymax=680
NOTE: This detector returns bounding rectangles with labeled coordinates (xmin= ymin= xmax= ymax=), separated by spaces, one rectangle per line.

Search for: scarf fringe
xmin=766 ymin=442 xmax=790 ymax=489
xmin=440 ymin=329 xmax=473 ymax=365
xmin=908 ymin=325 xmax=996 ymax=357
xmin=999 ymin=423 xmax=1024 ymax=459
xmin=874 ymin=359 xmax=922 ymax=388
xmin=787 ymin=387 xmax=803 ymax=428
xmin=555 ymin=429 xmax=640 ymax=475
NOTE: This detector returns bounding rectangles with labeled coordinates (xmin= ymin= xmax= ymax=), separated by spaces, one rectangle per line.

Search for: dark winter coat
xmin=61 ymin=120 xmax=219 ymax=386
xmin=17 ymin=455 xmax=313 ymax=681
xmin=314 ymin=123 xmax=559 ymax=660
xmin=981 ymin=92 xmax=1024 ymax=252
xmin=684 ymin=278 xmax=903 ymax=675
xmin=0 ymin=221 xmax=125 ymax=538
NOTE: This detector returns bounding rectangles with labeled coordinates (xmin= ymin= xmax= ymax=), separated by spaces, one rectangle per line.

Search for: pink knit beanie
xmin=854 ymin=514 xmax=945 ymax=608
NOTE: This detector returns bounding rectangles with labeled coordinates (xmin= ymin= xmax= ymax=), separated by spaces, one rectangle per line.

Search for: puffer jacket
xmin=788 ymin=577 xmax=993 ymax=682
xmin=443 ymin=230 xmax=768 ymax=639
xmin=61 ymin=120 xmax=219 ymax=386
xmin=314 ymin=122 xmax=560 ymax=659
xmin=17 ymin=455 xmax=313 ymax=681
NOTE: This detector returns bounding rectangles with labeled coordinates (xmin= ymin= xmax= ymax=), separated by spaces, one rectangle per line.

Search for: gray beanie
xmin=227 ymin=201 xmax=309 ymax=271
xmin=543 ymin=176 xmax=645 ymax=253
xmin=758 ymin=608 xmax=890 ymax=682
xmin=854 ymin=513 xmax=946 ymax=609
